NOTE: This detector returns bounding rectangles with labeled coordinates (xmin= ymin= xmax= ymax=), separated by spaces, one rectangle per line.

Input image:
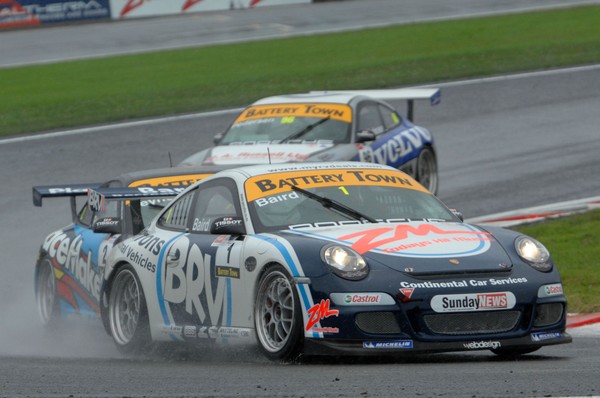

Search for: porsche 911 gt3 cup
xmin=34 ymin=162 xmax=571 ymax=361
xmin=180 ymin=88 xmax=441 ymax=193
xmin=33 ymin=166 xmax=223 ymax=325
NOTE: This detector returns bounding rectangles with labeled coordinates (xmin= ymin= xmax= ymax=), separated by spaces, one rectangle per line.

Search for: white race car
xmin=181 ymin=88 xmax=441 ymax=193
xmin=35 ymin=162 xmax=570 ymax=361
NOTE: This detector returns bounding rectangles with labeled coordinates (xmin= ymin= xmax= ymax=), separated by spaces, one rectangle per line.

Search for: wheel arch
xmin=100 ymin=260 xmax=135 ymax=334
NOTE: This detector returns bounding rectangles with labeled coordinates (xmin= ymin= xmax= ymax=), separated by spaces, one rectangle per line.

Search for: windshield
xmin=220 ymin=103 xmax=353 ymax=144
xmin=245 ymin=168 xmax=457 ymax=232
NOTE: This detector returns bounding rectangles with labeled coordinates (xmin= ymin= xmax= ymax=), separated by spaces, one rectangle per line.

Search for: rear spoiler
xmin=33 ymin=183 xmax=102 ymax=207
xmin=87 ymin=186 xmax=184 ymax=212
xmin=310 ymin=88 xmax=440 ymax=121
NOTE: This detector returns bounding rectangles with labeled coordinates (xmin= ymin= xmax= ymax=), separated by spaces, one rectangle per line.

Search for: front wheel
xmin=108 ymin=265 xmax=150 ymax=354
xmin=254 ymin=265 xmax=303 ymax=361
xmin=35 ymin=258 xmax=60 ymax=327
xmin=416 ymin=147 xmax=438 ymax=194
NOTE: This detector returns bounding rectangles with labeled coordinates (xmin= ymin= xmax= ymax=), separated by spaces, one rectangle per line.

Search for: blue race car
xmin=36 ymin=162 xmax=570 ymax=361
xmin=180 ymin=88 xmax=441 ymax=193
xmin=33 ymin=166 xmax=222 ymax=327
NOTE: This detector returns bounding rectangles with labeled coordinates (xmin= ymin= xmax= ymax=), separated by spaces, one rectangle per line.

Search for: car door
xmin=356 ymin=100 xmax=419 ymax=169
xmin=159 ymin=178 xmax=247 ymax=338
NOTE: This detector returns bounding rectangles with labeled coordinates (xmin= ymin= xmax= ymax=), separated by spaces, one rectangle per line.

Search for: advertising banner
xmin=1 ymin=0 xmax=110 ymax=28
xmin=110 ymin=0 xmax=311 ymax=19
xmin=0 ymin=0 xmax=40 ymax=28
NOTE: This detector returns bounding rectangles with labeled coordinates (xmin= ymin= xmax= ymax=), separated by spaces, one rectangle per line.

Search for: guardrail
xmin=0 ymin=0 xmax=319 ymax=30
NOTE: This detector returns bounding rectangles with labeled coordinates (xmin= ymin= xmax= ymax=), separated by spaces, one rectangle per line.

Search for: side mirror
xmin=92 ymin=217 xmax=122 ymax=234
xmin=213 ymin=132 xmax=225 ymax=145
xmin=356 ymin=130 xmax=376 ymax=143
xmin=450 ymin=209 xmax=464 ymax=222
xmin=210 ymin=216 xmax=246 ymax=235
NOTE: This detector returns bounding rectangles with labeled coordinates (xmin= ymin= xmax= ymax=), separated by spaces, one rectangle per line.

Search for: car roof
xmin=223 ymin=161 xmax=395 ymax=178
xmin=252 ymin=92 xmax=359 ymax=106
xmin=113 ymin=165 xmax=232 ymax=186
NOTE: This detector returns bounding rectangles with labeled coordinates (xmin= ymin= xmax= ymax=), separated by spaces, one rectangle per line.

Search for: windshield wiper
xmin=278 ymin=116 xmax=330 ymax=143
xmin=288 ymin=184 xmax=377 ymax=223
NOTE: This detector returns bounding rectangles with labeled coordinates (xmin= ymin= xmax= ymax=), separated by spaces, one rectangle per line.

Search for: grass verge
xmin=1 ymin=5 xmax=600 ymax=137
xmin=514 ymin=209 xmax=600 ymax=314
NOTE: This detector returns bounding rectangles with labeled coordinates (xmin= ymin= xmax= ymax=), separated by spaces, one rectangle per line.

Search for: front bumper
xmin=305 ymin=330 xmax=572 ymax=356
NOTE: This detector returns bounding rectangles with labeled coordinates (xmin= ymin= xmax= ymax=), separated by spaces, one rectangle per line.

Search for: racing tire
xmin=108 ymin=265 xmax=151 ymax=354
xmin=254 ymin=265 xmax=303 ymax=361
xmin=416 ymin=146 xmax=438 ymax=195
xmin=35 ymin=258 xmax=60 ymax=328
xmin=491 ymin=347 xmax=541 ymax=357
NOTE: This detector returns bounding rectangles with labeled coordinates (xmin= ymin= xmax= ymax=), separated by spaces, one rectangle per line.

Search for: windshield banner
xmin=234 ymin=104 xmax=353 ymax=124
xmin=245 ymin=168 xmax=428 ymax=202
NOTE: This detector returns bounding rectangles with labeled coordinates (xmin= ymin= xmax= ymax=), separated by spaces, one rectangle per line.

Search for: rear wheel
xmin=35 ymin=258 xmax=60 ymax=327
xmin=109 ymin=265 xmax=150 ymax=354
xmin=254 ymin=265 xmax=303 ymax=361
xmin=416 ymin=147 xmax=438 ymax=194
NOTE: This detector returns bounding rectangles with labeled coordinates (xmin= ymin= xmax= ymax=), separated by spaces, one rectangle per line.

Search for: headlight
xmin=514 ymin=236 xmax=552 ymax=272
xmin=321 ymin=245 xmax=368 ymax=280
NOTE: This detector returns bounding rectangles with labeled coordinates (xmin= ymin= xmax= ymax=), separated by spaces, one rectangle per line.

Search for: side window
xmin=158 ymin=189 xmax=196 ymax=231
xmin=77 ymin=197 xmax=94 ymax=227
xmin=379 ymin=104 xmax=402 ymax=130
xmin=189 ymin=179 xmax=239 ymax=234
xmin=357 ymin=102 xmax=385 ymax=134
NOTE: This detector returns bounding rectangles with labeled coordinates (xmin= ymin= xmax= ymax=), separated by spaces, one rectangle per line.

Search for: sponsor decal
xmin=205 ymin=146 xmax=332 ymax=164
xmin=397 ymin=287 xmax=414 ymax=303
xmin=160 ymin=324 xmax=183 ymax=336
xmin=183 ymin=325 xmax=197 ymax=338
xmin=370 ymin=127 xmax=432 ymax=167
xmin=87 ymin=188 xmax=104 ymax=212
xmin=94 ymin=217 xmax=119 ymax=229
xmin=306 ymin=299 xmax=339 ymax=331
xmin=215 ymin=266 xmax=240 ymax=279
xmin=234 ymin=104 xmax=352 ymax=124
xmin=399 ymin=277 xmax=528 ymax=290
xmin=192 ymin=217 xmax=211 ymax=232
xmin=42 ymin=231 xmax=102 ymax=302
xmin=118 ymin=234 xmax=164 ymax=273
xmin=463 ymin=341 xmax=501 ymax=350
xmin=330 ymin=293 xmax=395 ymax=306
xmin=363 ymin=340 xmax=413 ymax=349
xmin=163 ymin=236 xmax=228 ymax=325
xmin=256 ymin=191 xmax=300 ymax=207
xmin=531 ymin=332 xmax=562 ymax=342
xmin=128 ymin=174 xmax=211 ymax=188
xmin=431 ymin=292 xmax=516 ymax=313
xmin=339 ymin=223 xmax=491 ymax=256
xmin=213 ymin=217 xmax=242 ymax=229
xmin=245 ymin=168 xmax=425 ymax=202
xmin=538 ymin=283 xmax=564 ymax=298
xmin=211 ymin=235 xmax=229 ymax=246
xmin=218 ymin=327 xmax=252 ymax=339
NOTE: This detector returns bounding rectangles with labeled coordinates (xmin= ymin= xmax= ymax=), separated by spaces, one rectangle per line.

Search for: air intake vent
xmin=424 ymin=311 xmax=521 ymax=335
xmin=355 ymin=312 xmax=401 ymax=334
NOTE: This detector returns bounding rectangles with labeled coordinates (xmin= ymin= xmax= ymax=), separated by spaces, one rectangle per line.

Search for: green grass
xmin=514 ymin=209 xmax=600 ymax=313
xmin=2 ymin=5 xmax=600 ymax=137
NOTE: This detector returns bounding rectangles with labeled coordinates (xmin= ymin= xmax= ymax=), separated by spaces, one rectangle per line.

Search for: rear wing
xmin=87 ymin=186 xmax=184 ymax=212
xmin=310 ymin=88 xmax=440 ymax=121
xmin=33 ymin=183 xmax=102 ymax=207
